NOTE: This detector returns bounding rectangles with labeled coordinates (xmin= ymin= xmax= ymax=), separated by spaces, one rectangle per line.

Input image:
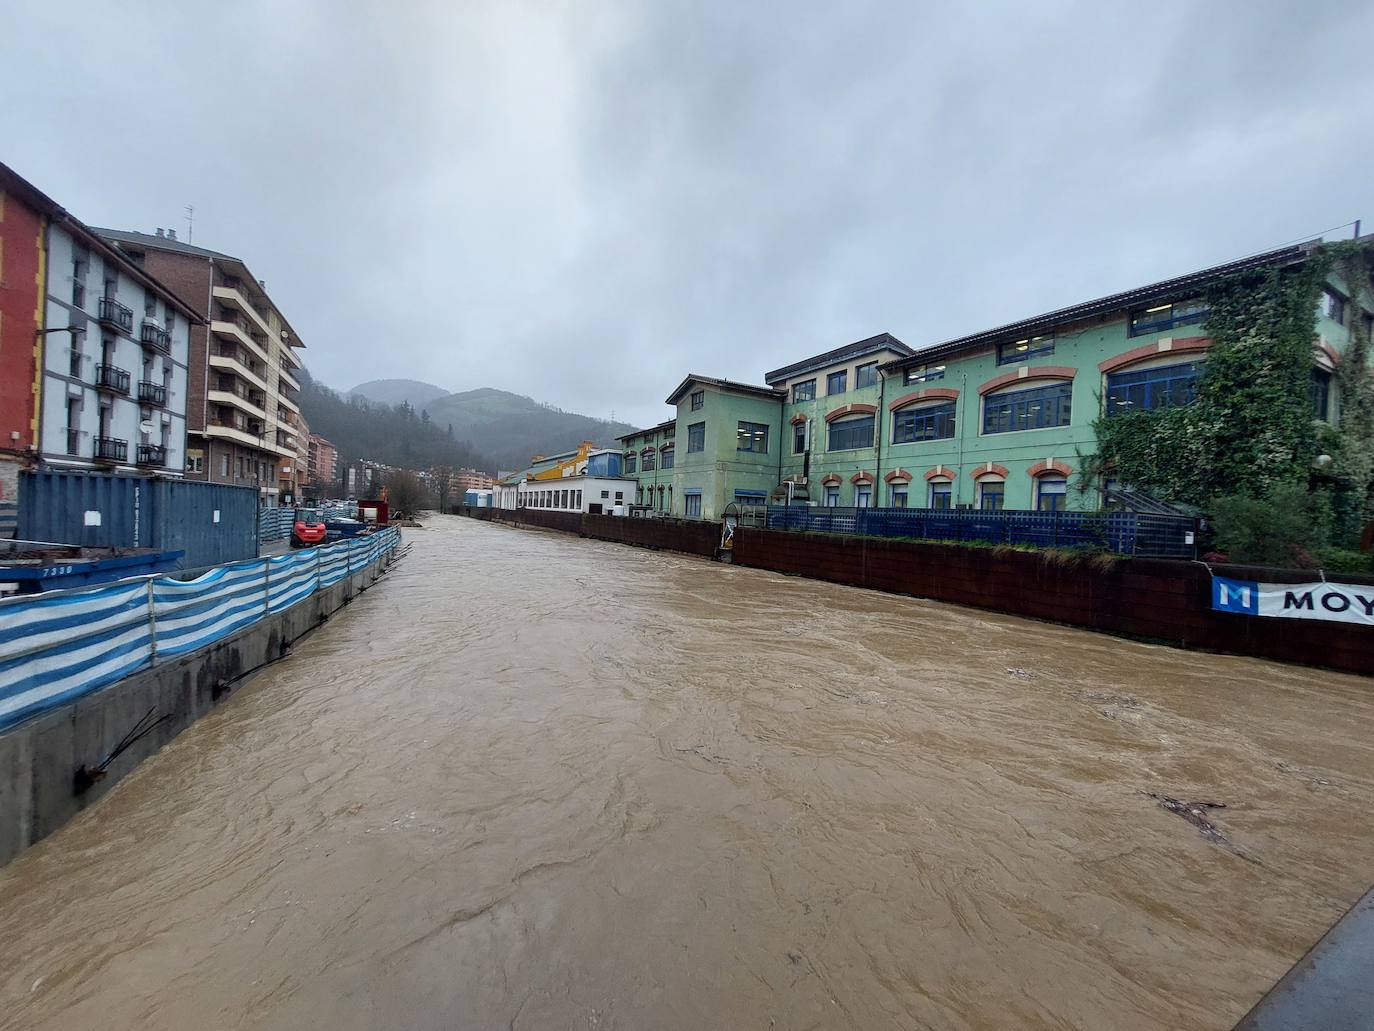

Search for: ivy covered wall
xmin=1090 ymin=241 xmax=1373 ymax=543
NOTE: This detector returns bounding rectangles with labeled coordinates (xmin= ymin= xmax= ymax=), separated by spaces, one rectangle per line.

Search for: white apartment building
xmin=98 ymin=229 xmax=308 ymax=506
xmin=39 ymin=221 xmax=198 ymax=476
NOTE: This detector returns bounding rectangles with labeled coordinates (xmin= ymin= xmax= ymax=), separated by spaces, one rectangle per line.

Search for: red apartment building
xmin=0 ymin=171 xmax=46 ymax=512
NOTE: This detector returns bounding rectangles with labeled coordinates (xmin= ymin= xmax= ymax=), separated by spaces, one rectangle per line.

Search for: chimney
xmin=155 ymin=228 xmax=165 ymax=237
xmin=167 ymin=229 xmax=177 ymax=241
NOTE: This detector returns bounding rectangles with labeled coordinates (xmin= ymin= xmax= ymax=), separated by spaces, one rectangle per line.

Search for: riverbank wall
xmin=457 ymin=507 xmax=1373 ymax=675
xmin=0 ymin=543 xmax=401 ymax=867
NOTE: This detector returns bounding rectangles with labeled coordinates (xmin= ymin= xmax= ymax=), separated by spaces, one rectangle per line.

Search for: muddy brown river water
xmin=2 ymin=514 xmax=1372 ymax=1030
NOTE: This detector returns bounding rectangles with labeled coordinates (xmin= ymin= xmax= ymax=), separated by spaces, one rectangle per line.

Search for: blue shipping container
xmin=18 ymin=471 xmax=259 ymax=570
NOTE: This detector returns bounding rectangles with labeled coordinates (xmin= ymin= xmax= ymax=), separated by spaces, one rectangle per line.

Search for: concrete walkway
xmin=1234 ymin=886 xmax=1374 ymax=1030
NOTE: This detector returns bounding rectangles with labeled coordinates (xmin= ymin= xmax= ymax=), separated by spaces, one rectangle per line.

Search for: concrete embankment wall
xmin=0 ymin=553 xmax=398 ymax=867
xmin=457 ymin=507 xmax=1373 ymax=675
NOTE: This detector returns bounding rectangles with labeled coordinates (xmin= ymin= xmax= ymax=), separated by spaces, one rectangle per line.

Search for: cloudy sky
xmin=5 ymin=1 xmax=1373 ymax=426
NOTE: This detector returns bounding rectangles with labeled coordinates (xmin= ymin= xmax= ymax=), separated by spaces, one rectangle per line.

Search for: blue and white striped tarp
xmin=0 ymin=526 xmax=401 ymax=730
xmin=0 ymin=580 xmax=153 ymax=731
xmin=153 ymin=559 xmax=270 ymax=657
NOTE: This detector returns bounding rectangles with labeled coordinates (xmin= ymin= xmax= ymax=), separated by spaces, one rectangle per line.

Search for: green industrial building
xmin=607 ymin=237 xmax=1369 ymax=522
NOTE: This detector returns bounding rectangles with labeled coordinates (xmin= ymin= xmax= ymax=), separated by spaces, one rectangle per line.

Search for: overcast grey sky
xmin=5 ymin=1 xmax=1373 ymax=426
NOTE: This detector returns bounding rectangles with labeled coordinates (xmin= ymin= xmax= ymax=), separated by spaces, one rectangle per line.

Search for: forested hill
xmin=348 ymin=378 xmax=450 ymax=410
xmin=299 ymin=369 xmax=493 ymax=478
xmin=348 ymin=380 xmax=638 ymax=471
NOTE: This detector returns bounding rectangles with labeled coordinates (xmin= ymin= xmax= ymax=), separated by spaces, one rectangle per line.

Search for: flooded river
xmin=2 ymin=515 xmax=1372 ymax=1030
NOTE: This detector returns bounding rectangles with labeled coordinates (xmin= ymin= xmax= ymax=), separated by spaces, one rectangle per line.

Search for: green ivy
xmin=1090 ymin=245 xmax=1357 ymax=510
xmin=1326 ymin=241 xmax=1374 ymax=535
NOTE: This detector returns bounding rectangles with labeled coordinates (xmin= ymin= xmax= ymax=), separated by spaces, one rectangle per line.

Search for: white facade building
xmin=40 ymin=222 xmax=197 ymax=476
xmin=495 ymin=475 xmax=638 ymax=515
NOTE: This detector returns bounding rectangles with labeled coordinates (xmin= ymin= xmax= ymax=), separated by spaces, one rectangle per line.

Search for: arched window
xmin=1035 ymin=475 xmax=1067 ymax=512
xmin=892 ymin=400 xmax=956 ymax=443
xmin=928 ymin=477 xmax=952 ymax=510
xmin=1104 ymin=359 xmax=1202 ymax=416
xmin=982 ymin=382 xmax=1071 ymax=434
xmin=976 ymin=477 xmax=1004 ymax=511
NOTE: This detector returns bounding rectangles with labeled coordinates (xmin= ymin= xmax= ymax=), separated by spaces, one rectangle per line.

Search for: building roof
xmin=881 ymin=240 xmax=1329 ymax=373
xmin=95 ymin=227 xmax=306 ymax=349
xmin=764 ymin=332 xmax=912 ymax=384
xmin=0 ymin=161 xmax=205 ymax=323
xmin=665 ymin=374 xmax=785 ymax=406
xmin=616 ymin=418 xmax=676 ymax=442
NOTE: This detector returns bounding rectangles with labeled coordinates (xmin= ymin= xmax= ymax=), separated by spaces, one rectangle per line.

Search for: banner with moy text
xmin=1211 ymin=575 xmax=1374 ymax=626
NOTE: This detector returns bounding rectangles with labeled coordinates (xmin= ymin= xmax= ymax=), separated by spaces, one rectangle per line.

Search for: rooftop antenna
xmin=184 ymin=204 xmax=194 ymax=243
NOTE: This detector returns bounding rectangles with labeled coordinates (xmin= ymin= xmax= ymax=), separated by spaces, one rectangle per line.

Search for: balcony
xmin=212 ymin=283 xmax=272 ymax=339
xmin=206 ymin=414 xmax=268 ymax=449
xmin=95 ymin=363 xmax=131 ymax=394
xmin=209 ymin=315 xmax=271 ymax=367
xmin=278 ymin=366 xmax=301 ymax=392
xmin=208 ymin=379 xmax=268 ymax=420
xmin=140 ymin=322 xmax=172 ymax=353
xmin=208 ymin=345 xmax=269 ymax=393
xmin=138 ymin=380 xmax=168 ymax=406
xmin=95 ymin=436 xmax=128 ymax=463
xmin=97 ymin=296 xmax=134 ymax=334
xmin=136 ymin=443 xmax=168 ymax=467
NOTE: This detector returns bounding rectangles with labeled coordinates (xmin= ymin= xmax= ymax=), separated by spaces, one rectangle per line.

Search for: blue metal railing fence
xmin=764 ymin=505 xmax=1196 ymax=557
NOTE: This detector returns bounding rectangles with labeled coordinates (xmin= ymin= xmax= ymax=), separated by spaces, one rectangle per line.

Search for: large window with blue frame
xmin=687 ymin=422 xmax=705 ymax=452
xmin=1128 ymin=299 xmax=1208 ymax=337
xmin=792 ymin=379 xmax=816 ymax=402
xmin=661 ymin=446 xmax=674 ymax=469
xmin=855 ymin=362 xmax=879 ymax=388
xmin=736 ymin=421 xmax=769 ymax=453
xmin=1104 ymin=361 xmax=1201 ymax=417
xmin=827 ymin=370 xmax=847 ymax=394
xmin=904 ymin=364 xmax=945 ymax=385
xmin=892 ymin=402 xmax=955 ymax=443
xmin=996 ymin=334 xmax=1054 ymax=366
xmin=982 ymin=382 xmax=1072 ymax=434
xmin=684 ymin=491 xmax=702 ymax=518
xmin=827 ymin=414 xmax=874 ymax=451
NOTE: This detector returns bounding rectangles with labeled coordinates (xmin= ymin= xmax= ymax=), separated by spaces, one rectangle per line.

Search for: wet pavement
xmin=2 ymin=514 xmax=1371 ymax=1030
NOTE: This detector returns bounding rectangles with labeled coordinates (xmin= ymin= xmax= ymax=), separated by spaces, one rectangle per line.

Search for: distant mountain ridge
xmin=348 ymin=379 xmax=637 ymax=471
xmin=348 ymin=379 xmax=450 ymax=410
